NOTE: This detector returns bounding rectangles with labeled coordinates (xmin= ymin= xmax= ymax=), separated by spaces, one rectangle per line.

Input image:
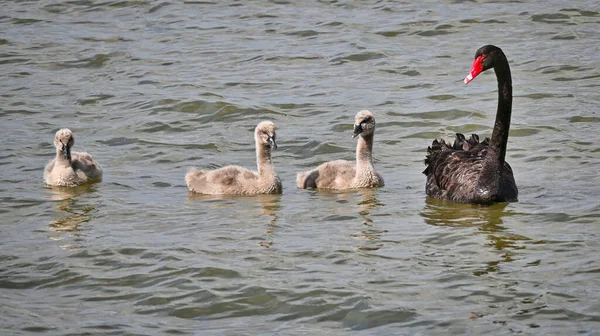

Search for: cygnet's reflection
xmin=311 ymin=188 xmax=386 ymax=251
xmin=353 ymin=188 xmax=386 ymax=251
xmin=46 ymin=185 xmax=98 ymax=250
xmin=256 ymin=194 xmax=281 ymax=248
xmin=187 ymin=193 xmax=281 ymax=248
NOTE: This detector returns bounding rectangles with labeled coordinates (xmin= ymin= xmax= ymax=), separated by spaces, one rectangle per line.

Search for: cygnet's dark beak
xmin=60 ymin=141 xmax=71 ymax=161
xmin=268 ymin=136 xmax=277 ymax=149
xmin=352 ymin=124 xmax=363 ymax=138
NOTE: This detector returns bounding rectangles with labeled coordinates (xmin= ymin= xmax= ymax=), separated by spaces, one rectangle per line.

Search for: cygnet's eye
xmin=361 ymin=117 xmax=373 ymax=128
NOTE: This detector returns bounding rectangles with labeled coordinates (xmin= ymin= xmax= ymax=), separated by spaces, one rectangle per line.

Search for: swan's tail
xmin=296 ymin=172 xmax=307 ymax=189
xmin=423 ymin=133 xmax=489 ymax=175
xmin=185 ymin=167 xmax=206 ymax=192
xmin=452 ymin=133 xmax=490 ymax=152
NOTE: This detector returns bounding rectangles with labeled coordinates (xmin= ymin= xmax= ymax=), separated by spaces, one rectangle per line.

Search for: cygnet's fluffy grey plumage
xmin=44 ymin=128 xmax=103 ymax=187
xmin=185 ymin=121 xmax=282 ymax=195
xmin=297 ymin=110 xmax=384 ymax=190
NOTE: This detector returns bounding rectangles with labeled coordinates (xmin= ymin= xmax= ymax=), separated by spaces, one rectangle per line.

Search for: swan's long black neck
xmin=477 ymin=54 xmax=512 ymax=197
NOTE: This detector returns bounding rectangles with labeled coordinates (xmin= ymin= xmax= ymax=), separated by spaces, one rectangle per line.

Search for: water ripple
xmin=1 ymin=0 xmax=599 ymax=335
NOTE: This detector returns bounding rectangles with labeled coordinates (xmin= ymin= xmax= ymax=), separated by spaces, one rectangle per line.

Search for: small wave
xmin=45 ymin=54 xmax=111 ymax=70
xmin=568 ymin=116 xmax=600 ymax=123
xmin=426 ymin=94 xmax=456 ymax=101
xmin=329 ymin=52 xmax=387 ymax=65
xmin=375 ymin=29 xmax=409 ymax=37
xmin=559 ymin=8 xmax=599 ymax=17
xmin=76 ymin=94 xmax=115 ymax=106
xmin=531 ymin=13 xmax=573 ymax=24
xmin=11 ymin=18 xmax=46 ymax=25
xmin=283 ymin=30 xmax=321 ymax=37
xmin=519 ymin=93 xmax=574 ymax=99
xmin=407 ymin=109 xmax=485 ymax=121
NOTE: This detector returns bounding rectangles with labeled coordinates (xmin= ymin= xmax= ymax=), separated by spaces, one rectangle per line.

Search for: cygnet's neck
xmin=55 ymin=146 xmax=72 ymax=167
xmin=355 ymin=133 xmax=375 ymax=176
xmin=255 ymin=140 xmax=275 ymax=177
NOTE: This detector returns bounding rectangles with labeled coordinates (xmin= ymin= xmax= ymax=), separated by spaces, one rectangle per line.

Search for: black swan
xmin=423 ymin=45 xmax=518 ymax=204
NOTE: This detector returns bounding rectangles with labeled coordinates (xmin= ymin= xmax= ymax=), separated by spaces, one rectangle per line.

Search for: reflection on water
xmin=46 ymin=184 xmax=97 ymax=232
xmin=421 ymin=197 xmax=510 ymax=228
xmin=353 ymin=188 xmax=387 ymax=251
xmin=311 ymin=188 xmax=387 ymax=251
xmin=46 ymin=185 xmax=98 ymax=249
xmin=46 ymin=184 xmax=97 ymax=201
xmin=421 ymin=198 xmax=531 ymax=276
xmin=257 ymin=194 xmax=281 ymax=248
xmin=187 ymin=193 xmax=281 ymax=248
xmin=2 ymin=0 xmax=598 ymax=333
xmin=48 ymin=198 xmax=93 ymax=232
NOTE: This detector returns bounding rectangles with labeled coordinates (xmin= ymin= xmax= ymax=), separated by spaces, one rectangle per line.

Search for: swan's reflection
xmin=421 ymin=197 xmax=508 ymax=228
xmin=187 ymin=193 xmax=281 ymax=248
xmin=421 ymin=197 xmax=528 ymax=275
xmin=46 ymin=185 xmax=97 ymax=249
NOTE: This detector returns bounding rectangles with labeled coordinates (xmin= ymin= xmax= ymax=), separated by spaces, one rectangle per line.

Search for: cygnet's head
xmin=54 ymin=128 xmax=74 ymax=160
xmin=352 ymin=110 xmax=376 ymax=138
xmin=255 ymin=121 xmax=277 ymax=149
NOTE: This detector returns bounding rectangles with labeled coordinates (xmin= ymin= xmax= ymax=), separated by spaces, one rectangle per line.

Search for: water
xmin=1 ymin=0 xmax=599 ymax=334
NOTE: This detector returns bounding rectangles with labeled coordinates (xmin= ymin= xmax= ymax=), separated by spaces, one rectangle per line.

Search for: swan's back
xmin=296 ymin=160 xmax=356 ymax=189
xmin=186 ymin=166 xmax=253 ymax=195
xmin=423 ymin=133 xmax=517 ymax=203
xmin=185 ymin=120 xmax=282 ymax=195
xmin=186 ymin=165 xmax=281 ymax=195
xmin=72 ymin=152 xmax=102 ymax=179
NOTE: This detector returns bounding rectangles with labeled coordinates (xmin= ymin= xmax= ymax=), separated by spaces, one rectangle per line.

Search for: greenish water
xmin=1 ymin=1 xmax=599 ymax=335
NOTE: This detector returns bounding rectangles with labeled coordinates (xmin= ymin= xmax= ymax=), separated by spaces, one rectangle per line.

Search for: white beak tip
xmin=464 ymin=74 xmax=473 ymax=84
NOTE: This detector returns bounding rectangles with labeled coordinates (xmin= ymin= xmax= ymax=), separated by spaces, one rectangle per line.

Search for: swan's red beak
xmin=464 ymin=55 xmax=485 ymax=84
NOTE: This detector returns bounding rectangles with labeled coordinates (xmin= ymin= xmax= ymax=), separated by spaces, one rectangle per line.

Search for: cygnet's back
xmin=185 ymin=121 xmax=282 ymax=195
xmin=44 ymin=128 xmax=103 ymax=187
xmin=297 ymin=110 xmax=384 ymax=190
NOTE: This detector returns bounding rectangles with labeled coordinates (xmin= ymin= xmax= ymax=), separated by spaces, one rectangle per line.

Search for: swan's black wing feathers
xmin=423 ymin=133 xmax=515 ymax=203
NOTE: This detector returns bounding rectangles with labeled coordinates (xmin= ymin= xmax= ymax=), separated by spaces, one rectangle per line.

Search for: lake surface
xmin=1 ymin=0 xmax=599 ymax=335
